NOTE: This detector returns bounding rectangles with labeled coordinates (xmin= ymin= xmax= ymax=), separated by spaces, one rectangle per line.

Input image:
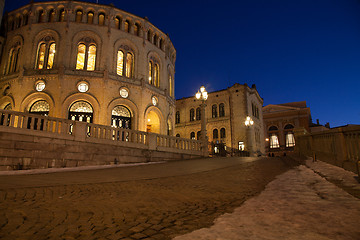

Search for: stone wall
xmin=0 ymin=109 xmax=203 ymax=170
xmin=294 ymin=125 xmax=360 ymax=174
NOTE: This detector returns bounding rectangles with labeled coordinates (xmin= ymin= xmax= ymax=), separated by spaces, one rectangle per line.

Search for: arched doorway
xmin=28 ymin=100 xmax=50 ymax=130
xmin=146 ymin=110 xmax=160 ymax=134
xmin=68 ymin=101 xmax=93 ymax=123
xmin=29 ymin=100 xmax=49 ymax=115
xmin=111 ymin=105 xmax=131 ymax=129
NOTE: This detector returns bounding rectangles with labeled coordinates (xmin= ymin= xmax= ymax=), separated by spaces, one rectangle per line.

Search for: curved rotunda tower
xmin=0 ymin=0 xmax=176 ymax=135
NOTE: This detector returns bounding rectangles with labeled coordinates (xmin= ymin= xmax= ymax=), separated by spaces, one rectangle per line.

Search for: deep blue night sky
xmin=4 ymin=0 xmax=360 ymax=127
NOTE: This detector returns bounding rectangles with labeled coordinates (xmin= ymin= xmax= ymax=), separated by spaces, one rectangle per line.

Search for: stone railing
xmin=0 ymin=109 xmax=203 ymax=155
xmin=294 ymin=125 xmax=360 ymax=174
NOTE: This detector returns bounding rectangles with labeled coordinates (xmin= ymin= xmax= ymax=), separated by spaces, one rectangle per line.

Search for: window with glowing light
xmin=68 ymin=101 xmax=93 ymax=123
xmin=76 ymin=10 xmax=83 ymax=23
xmin=119 ymin=88 xmax=129 ymax=98
xmin=115 ymin=16 xmax=120 ymax=29
xmin=36 ymin=38 xmax=56 ymax=70
xmin=124 ymin=20 xmax=130 ymax=32
xmin=59 ymin=9 xmax=65 ymax=22
xmin=190 ymin=132 xmax=195 ymax=140
xmin=148 ymin=58 xmax=160 ymax=87
xmin=87 ymin=12 xmax=94 ymax=24
xmin=35 ymin=81 xmax=46 ymax=92
xmin=77 ymin=82 xmax=89 ymax=93
xmin=48 ymin=9 xmax=55 ymax=22
xmin=29 ymin=100 xmax=50 ymax=115
xmin=112 ymin=105 xmax=131 ymax=129
xmin=238 ymin=141 xmax=245 ymax=151
xmin=76 ymin=40 xmax=97 ymax=71
xmin=98 ymin=13 xmax=105 ymax=25
xmin=117 ymin=48 xmax=133 ymax=77
xmin=270 ymin=134 xmax=280 ymax=148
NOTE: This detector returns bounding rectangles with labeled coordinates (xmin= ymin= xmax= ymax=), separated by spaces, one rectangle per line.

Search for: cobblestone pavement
xmin=0 ymin=157 xmax=297 ymax=240
xmin=174 ymin=159 xmax=360 ymax=240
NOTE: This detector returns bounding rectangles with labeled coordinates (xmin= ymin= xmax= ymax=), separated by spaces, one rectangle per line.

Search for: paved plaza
xmin=0 ymin=156 xmax=359 ymax=240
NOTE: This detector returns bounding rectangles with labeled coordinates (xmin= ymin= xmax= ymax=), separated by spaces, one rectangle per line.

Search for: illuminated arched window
xmin=190 ymin=108 xmax=195 ymax=122
xmin=148 ymin=61 xmax=153 ymax=84
xmin=284 ymin=124 xmax=295 ymax=147
xmin=48 ymin=9 xmax=55 ymax=22
xmin=98 ymin=13 xmax=105 ymax=25
xmin=212 ymin=104 xmax=217 ymax=118
xmin=68 ymin=101 xmax=93 ymax=123
xmin=59 ymin=9 xmax=65 ymax=22
xmin=124 ymin=20 xmax=130 ymax=32
xmin=220 ymin=128 xmax=226 ymax=139
xmin=4 ymin=103 xmax=12 ymax=110
xmin=168 ymin=73 xmax=173 ymax=97
xmin=87 ymin=11 xmax=94 ymax=24
xmin=38 ymin=9 xmax=45 ymax=23
xmin=219 ymin=103 xmax=225 ymax=117
xmin=117 ymin=47 xmax=134 ymax=78
xmin=29 ymin=100 xmax=50 ymax=115
xmin=6 ymin=43 xmax=21 ymax=75
xmin=190 ymin=132 xmax=195 ymax=140
xmin=87 ymin=45 xmax=96 ymax=71
xmin=148 ymin=58 xmax=160 ymax=87
xmin=196 ymin=107 xmax=201 ymax=120
xmin=175 ymin=111 xmax=180 ymax=124
xmin=270 ymin=134 xmax=280 ymax=148
xmin=75 ymin=10 xmax=83 ymax=23
xmin=76 ymin=40 xmax=96 ymax=71
xmin=36 ymin=38 xmax=56 ymax=70
xmin=111 ymin=105 xmax=131 ymax=129
xmin=115 ymin=16 xmax=120 ymax=29
xmin=213 ymin=129 xmax=218 ymax=139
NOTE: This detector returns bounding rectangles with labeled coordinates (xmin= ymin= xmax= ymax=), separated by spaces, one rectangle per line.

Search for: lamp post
xmin=245 ymin=116 xmax=254 ymax=156
xmin=195 ymin=86 xmax=208 ymax=156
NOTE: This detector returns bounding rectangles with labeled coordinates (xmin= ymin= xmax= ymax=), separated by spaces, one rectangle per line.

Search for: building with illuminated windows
xmin=175 ymin=83 xmax=265 ymax=156
xmin=263 ymin=101 xmax=312 ymax=155
xmin=0 ymin=0 xmax=176 ymax=135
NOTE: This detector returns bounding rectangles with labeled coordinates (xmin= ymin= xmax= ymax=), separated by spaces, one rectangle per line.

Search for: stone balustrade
xmin=294 ymin=125 xmax=360 ymax=174
xmin=0 ymin=109 xmax=204 ymax=170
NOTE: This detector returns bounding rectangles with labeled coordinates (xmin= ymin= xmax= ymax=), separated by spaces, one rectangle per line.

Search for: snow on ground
xmin=174 ymin=163 xmax=360 ymax=240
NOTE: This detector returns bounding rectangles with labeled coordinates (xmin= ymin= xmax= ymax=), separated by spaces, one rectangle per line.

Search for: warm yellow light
xmin=200 ymin=86 xmax=205 ymax=93
xmin=195 ymin=91 xmax=201 ymax=99
xmin=245 ymin=116 xmax=254 ymax=126
xmin=265 ymin=138 xmax=269 ymax=142
xmin=147 ymin=119 xmax=151 ymax=122
xmin=202 ymin=91 xmax=208 ymax=100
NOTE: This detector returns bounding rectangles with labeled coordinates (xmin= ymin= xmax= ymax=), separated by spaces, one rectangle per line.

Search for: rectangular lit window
xmin=76 ymin=44 xmax=86 ymax=70
xmin=117 ymin=50 xmax=124 ymax=75
xmin=47 ymin=43 xmax=56 ymax=69
xmin=87 ymin=45 xmax=96 ymax=71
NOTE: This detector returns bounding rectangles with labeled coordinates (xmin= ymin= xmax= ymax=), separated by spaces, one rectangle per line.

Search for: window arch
xmin=124 ymin=20 xmax=130 ymax=32
xmin=196 ymin=107 xmax=201 ymax=120
xmin=190 ymin=108 xmax=195 ymax=122
xmin=147 ymin=30 xmax=152 ymax=42
xmin=160 ymin=38 xmax=164 ymax=50
xmin=213 ymin=129 xmax=218 ymax=139
xmin=284 ymin=124 xmax=294 ymax=130
xmin=115 ymin=16 xmax=121 ymax=29
xmin=190 ymin=132 xmax=195 ymax=140
xmin=68 ymin=101 xmax=93 ymax=123
xmin=76 ymin=39 xmax=97 ymax=71
xmin=48 ymin=9 xmax=55 ymax=22
xmin=148 ymin=58 xmax=160 ymax=87
xmin=175 ymin=111 xmax=180 ymax=124
xmin=117 ymin=47 xmax=134 ymax=78
xmin=36 ymin=37 xmax=56 ymax=70
xmin=75 ymin=10 xmax=83 ymax=23
xmin=219 ymin=103 xmax=225 ymax=117
xmin=197 ymin=131 xmax=201 ymax=140
xmin=176 ymin=134 xmax=180 ymax=137
xmin=5 ymin=43 xmax=21 ymax=75
xmin=270 ymin=134 xmax=280 ymax=148
xmin=134 ymin=23 xmax=140 ymax=36
xmin=98 ymin=13 xmax=105 ymax=25
xmin=38 ymin=9 xmax=45 ymax=23
xmin=153 ymin=34 xmax=158 ymax=46
xmin=87 ymin=11 xmax=94 ymax=24
xmin=212 ymin=104 xmax=217 ymax=118
xmin=23 ymin=12 xmax=29 ymax=25
xmin=29 ymin=100 xmax=50 ymax=115
xmin=220 ymin=128 xmax=226 ymax=138
xmin=284 ymin=124 xmax=295 ymax=147
xmin=269 ymin=126 xmax=278 ymax=131
xmin=111 ymin=105 xmax=131 ymax=129
xmin=58 ymin=9 xmax=65 ymax=22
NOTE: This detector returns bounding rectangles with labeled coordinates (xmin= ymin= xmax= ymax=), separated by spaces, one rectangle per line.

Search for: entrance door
xmin=111 ymin=105 xmax=131 ymax=129
xmin=68 ymin=101 xmax=93 ymax=123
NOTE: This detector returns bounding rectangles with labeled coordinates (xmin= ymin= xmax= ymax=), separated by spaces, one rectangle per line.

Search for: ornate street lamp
xmin=195 ymin=86 xmax=208 ymax=156
xmin=245 ymin=116 xmax=254 ymax=156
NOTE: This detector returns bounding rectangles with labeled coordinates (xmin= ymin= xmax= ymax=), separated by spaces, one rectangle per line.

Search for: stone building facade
xmin=263 ymin=101 xmax=311 ymax=155
xmin=175 ymin=83 xmax=265 ymax=156
xmin=0 ymin=0 xmax=176 ymax=135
